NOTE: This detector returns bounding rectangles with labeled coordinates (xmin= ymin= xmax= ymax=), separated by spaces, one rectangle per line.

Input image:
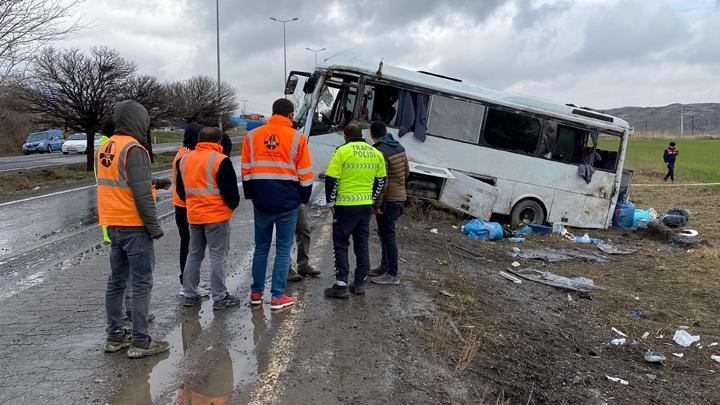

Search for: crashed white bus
xmin=285 ymin=59 xmax=633 ymax=229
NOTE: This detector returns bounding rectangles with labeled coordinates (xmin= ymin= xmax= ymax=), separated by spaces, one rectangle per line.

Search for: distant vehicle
xmin=286 ymin=60 xmax=633 ymax=229
xmin=22 ymin=129 xmax=64 ymax=154
xmin=62 ymin=133 xmax=102 ymax=154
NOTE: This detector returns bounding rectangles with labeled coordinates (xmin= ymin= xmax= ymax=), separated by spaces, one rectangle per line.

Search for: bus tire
xmin=510 ymin=199 xmax=545 ymax=228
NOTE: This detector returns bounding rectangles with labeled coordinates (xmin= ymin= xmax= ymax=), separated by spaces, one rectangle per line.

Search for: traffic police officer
xmin=324 ymin=123 xmax=387 ymax=299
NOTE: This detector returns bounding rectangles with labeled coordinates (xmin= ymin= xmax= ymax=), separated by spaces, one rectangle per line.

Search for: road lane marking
xmin=0 ymin=169 xmax=172 ymax=207
xmin=248 ymin=215 xmax=332 ymax=405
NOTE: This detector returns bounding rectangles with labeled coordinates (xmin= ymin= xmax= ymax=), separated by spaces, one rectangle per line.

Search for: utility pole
xmin=680 ymin=105 xmax=684 ymax=137
xmin=239 ymin=99 xmax=248 ymax=115
xmin=691 ymin=115 xmax=695 ymax=136
xmin=216 ymin=0 xmax=222 ymax=131
xmin=270 ymin=17 xmax=299 ymax=97
xmin=644 ymin=120 xmax=648 ymax=134
xmin=305 ymin=47 xmax=327 ymax=66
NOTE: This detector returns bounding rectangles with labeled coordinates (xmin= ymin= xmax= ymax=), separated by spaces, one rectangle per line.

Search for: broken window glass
xmin=593 ymin=132 xmax=622 ymax=171
xmin=310 ymin=75 xmax=359 ymax=135
xmin=427 ymin=96 xmax=485 ymax=144
xmin=361 ymin=83 xmax=399 ymax=126
xmin=482 ymin=108 xmax=541 ymax=154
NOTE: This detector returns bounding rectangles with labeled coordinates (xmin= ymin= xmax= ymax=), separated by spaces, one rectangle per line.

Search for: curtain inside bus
xmin=396 ymin=90 xmax=429 ymax=142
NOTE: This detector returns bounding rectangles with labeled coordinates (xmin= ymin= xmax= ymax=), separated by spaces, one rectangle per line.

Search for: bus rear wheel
xmin=511 ymin=199 xmax=545 ymax=228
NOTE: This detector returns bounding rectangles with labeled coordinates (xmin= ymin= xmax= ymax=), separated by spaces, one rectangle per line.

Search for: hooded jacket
xmin=373 ymin=134 xmax=409 ymax=205
xmin=113 ymin=100 xmax=162 ymax=238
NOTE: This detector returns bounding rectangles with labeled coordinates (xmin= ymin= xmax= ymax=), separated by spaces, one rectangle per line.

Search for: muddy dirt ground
xmin=395 ymin=171 xmax=720 ymax=404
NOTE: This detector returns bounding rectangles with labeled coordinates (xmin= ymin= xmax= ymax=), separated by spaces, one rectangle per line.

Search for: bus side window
xmin=592 ymin=132 xmax=622 ymax=171
xmin=363 ymin=83 xmax=400 ymax=126
xmin=538 ymin=121 xmax=588 ymax=165
xmin=482 ymin=108 xmax=541 ymax=155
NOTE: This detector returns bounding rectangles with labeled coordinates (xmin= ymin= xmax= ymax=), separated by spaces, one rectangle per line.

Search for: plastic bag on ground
xmin=462 ymin=219 xmax=503 ymax=241
xmin=673 ymin=329 xmax=700 ymax=347
xmin=661 ymin=214 xmax=688 ymax=228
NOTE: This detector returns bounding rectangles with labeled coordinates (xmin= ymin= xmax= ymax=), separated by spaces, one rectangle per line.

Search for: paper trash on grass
xmin=611 ymin=338 xmax=626 ymax=346
xmin=711 ymin=355 xmax=720 ymax=363
xmin=597 ymin=242 xmax=637 ymax=255
xmin=673 ymin=330 xmax=700 ymax=347
xmin=612 ymin=327 xmax=627 ymax=337
xmin=644 ymin=352 xmax=667 ymax=363
xmin=672 ymin=353 xmax=684 ymax=358
xmin=606 ymin=376 xmax=629 ymax=385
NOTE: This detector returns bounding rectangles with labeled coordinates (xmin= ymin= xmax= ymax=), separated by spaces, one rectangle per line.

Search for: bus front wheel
xmin=511 ymin=199 xmax=545 ymax=228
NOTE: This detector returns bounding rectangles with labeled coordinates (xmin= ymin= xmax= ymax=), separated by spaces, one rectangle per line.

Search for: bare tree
xmin=18 ymin=47 xmax=136 ymax=170
xmin=123 ymin=75 xmax=172 ymax=129
xmin=168 ymin=75 xmax=238 ymax=128
xmin=0 ymin=0 xmax=84 ymax=80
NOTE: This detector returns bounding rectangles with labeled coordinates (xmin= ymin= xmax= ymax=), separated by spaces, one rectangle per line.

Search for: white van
xmin=286 ymin=59 xmax=632 ymax=229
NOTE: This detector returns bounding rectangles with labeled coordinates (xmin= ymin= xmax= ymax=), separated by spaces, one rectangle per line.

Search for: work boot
xmin=183 ymin=296 xmax=201 ymax=307
xmin=127 ymin=338 xmax=170 ymax=359
xmin=287 ymin=268 xmax=303 ymax=282
xmin=349 ymin=283 xmax=365 ymax=295
xmin=324 ymin=285 xmax=350 ymax=299
xmin=104 ymin=329 xmax=132 ymax=353
xmin=298 ymin=264 xmax=321 ymax=278
xmin=213 ymin=294 xmax=240 ymax=310
xmin=371 ymin=274 xmax=400 ymax=285
xmin=368 ymin=266 xmax=386 ymax=277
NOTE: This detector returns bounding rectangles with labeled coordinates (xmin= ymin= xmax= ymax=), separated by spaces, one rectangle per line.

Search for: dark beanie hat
xmin=183 ymin=122 xmax=203 ymax=149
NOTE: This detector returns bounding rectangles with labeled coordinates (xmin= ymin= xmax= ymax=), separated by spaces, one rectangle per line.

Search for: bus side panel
xmin=549 ymin=190 xmax=610 ymax=229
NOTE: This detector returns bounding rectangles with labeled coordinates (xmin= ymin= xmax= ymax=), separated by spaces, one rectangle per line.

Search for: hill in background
xmin=603 ymin=103 xmax=720 ymax=136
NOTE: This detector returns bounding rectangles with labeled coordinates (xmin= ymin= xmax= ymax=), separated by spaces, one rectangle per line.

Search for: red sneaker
xmin=270 ymin=294 xmax=295 ymax=310
xmin=250 ymin=291 xmax=263 ymax=305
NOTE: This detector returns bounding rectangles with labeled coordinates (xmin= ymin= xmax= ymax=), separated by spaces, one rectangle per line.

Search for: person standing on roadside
xmin=172 ymin=123 xmax=201 ymax=288
xmin=368 ymin=122 xmax=409 ymax=286
xmin=242 ymin=98 xmax=314 ymax=310
xmin=97 ymin=100 xmax=169 ymax=359
xmin=177 ymin=127 xmax=240 ymax=310
xmin=324 ymin=123 xmax=386 ymax=299
xmin=663 ymin=141 xmax=679 ymax=182
xmin=98 ymin=116 xmax=115 ymax=244
xmin=287 ymin=204 xmax=321 ymax=282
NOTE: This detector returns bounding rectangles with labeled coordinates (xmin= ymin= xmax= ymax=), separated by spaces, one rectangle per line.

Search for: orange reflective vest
xmin=96 ymin=135 xmax=154 ymax=226
xmin=172 ymin=146 xmax=192 ymax=207
xmin=180 ymin=142 xmax=233 ymax=224
xmin=241 ymin=115 xmax=313 ymax=186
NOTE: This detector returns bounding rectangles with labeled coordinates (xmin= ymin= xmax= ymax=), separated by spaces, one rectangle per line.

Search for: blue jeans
xmin=251 ymin=208 xmax=298 ymax=299
xmin=106 ymin=226 xmax=154 ymax=348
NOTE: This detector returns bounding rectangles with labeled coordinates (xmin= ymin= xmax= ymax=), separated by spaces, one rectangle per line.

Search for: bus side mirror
xmin=303 ymin=74 xmax=318 ymax=94
xmin=285 ymin=75 xmax=299 ymax=95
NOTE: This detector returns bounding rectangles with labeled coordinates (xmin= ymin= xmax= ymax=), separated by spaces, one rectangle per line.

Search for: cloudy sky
xmin=59 ymin=0 xmax=720 ymax=114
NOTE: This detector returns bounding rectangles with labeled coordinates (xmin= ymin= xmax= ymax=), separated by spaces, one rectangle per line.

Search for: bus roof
xmin=324 ymin=59 xmax=631 ymax=132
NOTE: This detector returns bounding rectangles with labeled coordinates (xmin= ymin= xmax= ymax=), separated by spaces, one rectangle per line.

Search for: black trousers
xmin=175 ymin=205 xmax=190 ymax=284
xmin=376 ymin=201 xmax=404 ymax=277
xmin=664 ymin=162 xmax=675 ymax=182
xmin=332 ymin=205 xmax=373 ymax=286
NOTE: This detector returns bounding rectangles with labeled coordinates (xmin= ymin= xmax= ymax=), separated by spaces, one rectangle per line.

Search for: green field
xmin=150 ymin=130 xmax=184 ymax=144
xmin=619 ymin=138 xmax=720 ymax=183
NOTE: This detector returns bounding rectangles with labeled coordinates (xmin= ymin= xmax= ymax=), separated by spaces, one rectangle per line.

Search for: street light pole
xmin=305 ymin=47 xmax=327 ymax=67
xmin=216 ymin=0 xmax=222 ymax=130
xmin=270 ymin=17 xmax=299 ymax=97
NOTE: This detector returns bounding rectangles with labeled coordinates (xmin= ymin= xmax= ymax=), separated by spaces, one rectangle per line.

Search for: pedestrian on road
xmin=172 ymin=123 xmax=201 ymax=287
xmin=663 ymin=141 xmax=678 ymax=182
xmin=324 ymin=123 xmax=387 ymax=299
xmin=242 ymin=98 xmax=314 ymax=310
xmin=368 ymin=122 xmax=409 ymax=286
xmin=96 ymin=100 xmax=169 ymax=359
xmin=287 ymin=204 xmax=321 ymax=282
xmin=177 ymin=127 xmax=241 ymax=310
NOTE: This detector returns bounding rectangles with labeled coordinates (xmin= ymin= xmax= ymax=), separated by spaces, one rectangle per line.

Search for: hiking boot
xmin=349 ymin=283 xmax=365 ymax=295
xmin=371 ymin=274 xmax=400 ymax=285
xmin=104 ymin=329 xmax=132 ymax=353
xmin=324 ymin=285 xmax=350 ymax=299
xmin=127 ymin=338 xmax=170 ymax=359
xmin=250 ymin=291 xmax=263 ymax=306
xmin=298 ymin=264 xmax=321 ymax=277
xmin=287 ymin=268 xmax=303 ymax=282
xmin=213 ymin=294 xmax=240 ymax=310
xmin=183 ymin=296 xmax=201 ymax=307
xmin=368 ymin=266 xmax=386 ymax=277
xmin=270 ymin=294 xmax=296 ymax=310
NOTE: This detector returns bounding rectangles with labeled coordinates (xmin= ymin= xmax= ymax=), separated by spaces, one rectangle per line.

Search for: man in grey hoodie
xmin=98 ymin=100 xmax=170 ymax=359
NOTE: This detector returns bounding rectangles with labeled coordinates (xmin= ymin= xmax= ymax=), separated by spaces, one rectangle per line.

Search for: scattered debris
xmin=448 ymin=318 xmax=465 ymax=343
xmin=430 ymin=228 xmax=439 ymax=234
xmin=711 ymin=355 xmax=720 ymax=363
xmin=572 ymin=233 xmax=601 ymax=244
xmin=461 ymin=219 xmax=503 ymax=240
xmin=606 ymin=375 xmax=629 ymax=385
xmin=513 ymin=248 xmax=609 ymax=263
xmin=672 ymin=353 xmax=684 ymax=358
xmin=435 ymin=258 xmax=449 ymax=266
xmin=514 ymin=225 xmax=532 ymax=235
xmin=508 ymin=237 xmax=525 ymax=243
xmin=661 ymin=208 xmax=690 ymax=228
xmin=511 ymin=261 xmax=521 ymax=268
xmin=439 ymin=290 xmax=455 ymax=298
xmin=552 ymin=223 xmax=565 ymax=233
xmin=709 ymin=342 xmax=719 ymax=347
xmin=645 ymin=351 xmax=667 ymax=363
xmin=678 ymin=229 xmax=698 ymax=238
xmin=597 ymin=242 xmax=637 ymax=255
xmin=528 ymin=224 xmax=551 ymax=234
xmin=506 ymin=268 xmax=605 ymax=293
xmin=646 ymin=374 xmax=657 ymax=381
xmin=673 ymin=330 xmax=700 ymax=347
xmin=611 ymin=338 xmax=626 ymax=346
xmin=630 ymin=310 xmax=642 ymax=318
xmin=498 ymin=271 xmax=522 ymax=284
xmin=612 ymin=327 xmax=628 ymax=337
xmin=642 ymin=332 xmax=650 ymax=340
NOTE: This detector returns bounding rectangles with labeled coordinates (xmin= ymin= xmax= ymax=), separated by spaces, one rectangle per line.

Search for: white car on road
xmin=62 ymin=133 xmax=102 ymax=154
